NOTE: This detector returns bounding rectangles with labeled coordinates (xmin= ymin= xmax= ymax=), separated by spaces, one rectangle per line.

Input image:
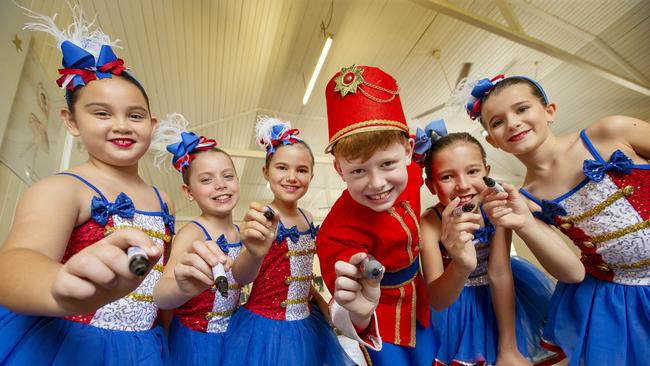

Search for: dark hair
xmin=423 ymin=132 xmax=487 ymax=182
xmin=66 ymin=72 xmax=150 ymax=113
xmin=479 ymin=77 xmax=547 ymax=127
xmin=181 ymin=148 xmax=236 ymax=185
xmin=264 ymin=141 xmax=315 ymax=170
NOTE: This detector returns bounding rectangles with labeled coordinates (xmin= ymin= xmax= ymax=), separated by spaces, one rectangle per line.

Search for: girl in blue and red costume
xmin=414 ymin=120 xmax=561 ymax=366
xmin=151 ymin=113 xmax=239 ymax=365
xmin=0 ymin=6 xmax=173 ymax=365
xmin=469 ymin=75 xmax=650 ymax=365
xmin=221 ymin=117 xmax=355 ymax=366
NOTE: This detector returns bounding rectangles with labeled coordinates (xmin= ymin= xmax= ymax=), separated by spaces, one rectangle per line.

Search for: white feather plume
xmin=150 ymin=113 xmax=190 ymax=170
xmin=19 ymin=1 xmax=120 ymax=61
xmin=445 ymin=76 xmax=479 ymax=117
xmin=255 ymin=115 xmax=294 ymax=151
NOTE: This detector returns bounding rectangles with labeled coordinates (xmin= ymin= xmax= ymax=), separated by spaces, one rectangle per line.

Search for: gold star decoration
xmin=333 ymin=65 xmax=365 ymax=97
xmin=12 ymin=34 xmax=23 ymax=52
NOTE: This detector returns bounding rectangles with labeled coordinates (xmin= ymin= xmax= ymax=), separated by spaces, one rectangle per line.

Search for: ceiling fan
xmin=413 ymin=49 xmax=472 ymax=120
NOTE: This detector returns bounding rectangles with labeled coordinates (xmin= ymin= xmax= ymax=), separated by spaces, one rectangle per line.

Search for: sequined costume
xmin=429 ymin=207 xmax=561 ymax=366
xmin=168 ymin=221 xmax=242 ymax=365
xmin=0 ymin=173 xmax=173 ymax=365
xmin=519 ymin=130 xmax=650 ymax=366
xmin=222 ymin=209 xmax=354 ymax=366
xmin=317 ymin=162 xmax=437 ymax=365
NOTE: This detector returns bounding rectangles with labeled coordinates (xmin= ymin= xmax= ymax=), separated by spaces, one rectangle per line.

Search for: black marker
xmin=127 ymin=246 xmax=150 ymax=276
xmin=452 ymin=202 xmax=476 ymax=217
xmin=211 ymin=263 xmax=228 ymax=297
xmin=360 ymin=257 xmax=384 ymax=280
xmin=263 ymin=206 xmax=275 ymax=220
xmin=483 ymin=176 xmax=505 ymax=194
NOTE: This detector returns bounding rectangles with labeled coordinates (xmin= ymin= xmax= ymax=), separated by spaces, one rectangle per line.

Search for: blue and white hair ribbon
xmin=413 ymin=119 xmax=448 ymax=164
xmin=255 ymin=116 xmax=303 ymax=155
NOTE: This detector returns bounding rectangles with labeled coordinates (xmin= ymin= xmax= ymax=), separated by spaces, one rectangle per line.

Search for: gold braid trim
xmin=388 ymin=208 xmax=414 ymax=262
xmin=286 ymin=274 xmax=315 ymax=282
xmin=285 ymin=249 xmax=316 ymax=257
xmin=329 ymin=120 xmax=408 ymax=147
xmin=608 ymin=257 xmax=650 ymax=270
xmin=205 ymin=309 xmax=236 ymax=320
xmin=402 ymin=201 xmax=422 ymax=252
xmin=281 ymin=296 xmax=310 ymax=307
xmin=409 ymin=281 xmax=416 ymax=347
xmin=104 ymin=225 xmax=171 ymax=243
xmin=564 ymin=186 xmax=634 ymax=224
xmin=394 ymin=286 xmax=404 ymax=345
xmin=153 ymin=264 xmax=164 ymax=273
xmin=591 ymin=219 xmax=650 ymax=246
xmin=126 ymin=293 xmax=153 ymax=302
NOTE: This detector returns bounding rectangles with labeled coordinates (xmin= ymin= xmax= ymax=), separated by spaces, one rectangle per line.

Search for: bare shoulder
xmin=586 ymin=115 xmax=645 ymax=139
xmin=300 ymin=208 xmax=314 ymax=223
xmin=420 ymin=207 xmax=442 ymax=230
xmin=157 ymin=189 xmax=175 ymax=214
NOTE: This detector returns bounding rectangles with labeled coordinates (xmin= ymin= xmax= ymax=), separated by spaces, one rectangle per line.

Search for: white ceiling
xmin=16 ymin=0 xmax=650 ymax=223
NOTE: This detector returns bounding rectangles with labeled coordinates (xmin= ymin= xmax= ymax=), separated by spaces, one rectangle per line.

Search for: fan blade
xmin=455 ymin=62 xmax=472 ymax=86
xmin=414 ymin=103 xmax=445 ymax=120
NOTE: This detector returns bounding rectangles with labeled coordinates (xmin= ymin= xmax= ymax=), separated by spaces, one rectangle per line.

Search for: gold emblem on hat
xmin=334 ymin=65 xmax=365 ymax=97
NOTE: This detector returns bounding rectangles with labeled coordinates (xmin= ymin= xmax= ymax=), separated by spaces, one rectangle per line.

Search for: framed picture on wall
xmin=0 ymin=43 xmax=67 ymax=185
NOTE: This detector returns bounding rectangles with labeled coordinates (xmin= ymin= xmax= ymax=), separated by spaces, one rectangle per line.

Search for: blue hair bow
xmin=413 ymin=119 xmax=448 ymax=163
xmin=266 ymin=125 xmax=301 ymax=155
xmin=466 ymin=75 xmax=548 ymax=120
xmin=166 ymin=132 xmax=217 ymax=172
xmin=583 ymin=150 xmax=633 ymax=182
xmin=58 ymin=41 xmax=128 ymax=91
xmin=91 ymin=193 xmax=135 ymax=226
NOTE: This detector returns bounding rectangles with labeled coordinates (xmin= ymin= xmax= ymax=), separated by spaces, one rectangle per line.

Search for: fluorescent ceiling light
xmin=303 ymin=35 xmax=333 ymax=105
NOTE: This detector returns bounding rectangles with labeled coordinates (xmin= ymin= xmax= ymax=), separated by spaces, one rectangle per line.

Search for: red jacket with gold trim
xmin=316 ymin=162 xmax=429 ymax=347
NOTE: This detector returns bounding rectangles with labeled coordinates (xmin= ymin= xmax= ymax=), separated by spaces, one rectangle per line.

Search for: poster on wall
xmin=0 ymin=44 xmax=67 ymax=185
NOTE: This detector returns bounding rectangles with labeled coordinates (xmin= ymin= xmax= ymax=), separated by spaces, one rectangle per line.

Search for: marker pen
xmin=452 ymin=202 xmax=476 ymax=217
xmin=360 ymin=256 xmax=384 ymax=280
xmin=263 ymin=206 xmax=275 ymax=220
xmin=483 ymin=176 xmax=505 ymax=194
xmin=211 ymin=263 xmax=229 ymax=297
xmin=127 ymin=246 xmax=150 ymax=276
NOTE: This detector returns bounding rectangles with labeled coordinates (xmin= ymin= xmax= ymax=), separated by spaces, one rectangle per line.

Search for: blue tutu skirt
xmin=221 ymin=306 xmax=355 ymax=366
xmin=542 ymin=274 xmax=650 ymax=366
xmin=431 ymin=257 xmax=559 ymax=365
xmin=365 ymin=321 xmax=437 ymax=366
xmin=168 ymin=316 xmax=228 ymax=365
xmin=0 ymin=306 xmax=168 ymax=366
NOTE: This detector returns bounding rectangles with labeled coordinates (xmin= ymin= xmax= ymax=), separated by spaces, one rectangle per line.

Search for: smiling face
xmin=183 ymin=150 xmax=239 ymax=217
xmin=263 ymin=143 xmax=314 ymax=205
xmin=60 ymin=76 xmax=156 ymax=168
xmin=480 ymin=83 xmax=556 ymax=156
xmin=426 ymin=141 xmax=489 ymax=207
xmin=334 ymin=140 xmax=413 ymax=212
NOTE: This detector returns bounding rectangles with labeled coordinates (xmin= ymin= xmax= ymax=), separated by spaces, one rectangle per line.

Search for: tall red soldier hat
xmin=324 ymin=65 xmax=409 ymax=153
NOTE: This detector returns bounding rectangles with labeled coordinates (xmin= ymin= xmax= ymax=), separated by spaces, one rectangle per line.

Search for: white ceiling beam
xmin=511 ymin=0 xmax=650 ymax=86
xmin=495 ymin=0 xmax=523 ymax=34
xmin=411 ymin=0 xmax=650 ymax=96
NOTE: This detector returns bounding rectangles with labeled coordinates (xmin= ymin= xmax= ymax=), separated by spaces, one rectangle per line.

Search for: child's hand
xmin=333 ymin=252 xmax=382 ymax=329
xmin=495 ymin=349 xmax=533 ymax=366
xmin=174 ymin=240 xmax=232 ymax=297
xmin=440 ymin=198 xmax=480 ymax=271
xmin=240 ymin=202 xmax=279 ymax=259
xmin=51 ymin=228 xmax=161 ymax=314
xmin=482 ymin=183 xmax=534 ymax=230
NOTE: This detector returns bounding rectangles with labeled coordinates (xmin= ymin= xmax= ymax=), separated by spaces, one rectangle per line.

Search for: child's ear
xmin=405 ymin=137 xmax=415 ymax=165
xmin=333 ymin=159 xmax=343 ymax=178
xmin=262 ymin=166 xmax=269 ymax=181
xmin=485 ymin=164 xmax=491 ymax=175
xmin=484 ymin=133 xmax=498 ymax=149
xmin=181 ymin=184 xmax=194 ymax=201
xmin=545 ymin=102 xmax=557 ymax=123
xmin=150 ymin=115 xmax=159 ymax=129
xmin=60 ymin=108 xmax=81 ymax=137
